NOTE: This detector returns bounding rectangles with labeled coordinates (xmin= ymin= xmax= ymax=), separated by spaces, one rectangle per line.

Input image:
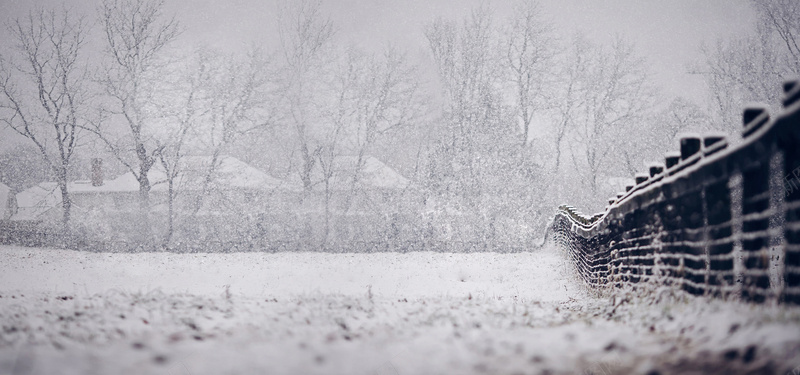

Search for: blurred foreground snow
xmin=0 ymin=245 xmax=799 ymax=374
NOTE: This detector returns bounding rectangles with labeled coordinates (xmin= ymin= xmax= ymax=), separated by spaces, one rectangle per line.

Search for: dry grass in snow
xmin=1 ymin=245 xmax=799 ymax=374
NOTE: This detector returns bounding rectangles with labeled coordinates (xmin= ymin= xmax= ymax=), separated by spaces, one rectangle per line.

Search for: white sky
xmin=0 ymin=0 xmax=756 ymax=104
xmin=158 ymin=0 xmax=756 ymax=104
xmin=0 ymin=0 xmax=756 ymax=133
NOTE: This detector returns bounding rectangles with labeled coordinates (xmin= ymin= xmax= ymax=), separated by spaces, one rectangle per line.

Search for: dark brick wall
xmin=553 ymin=80 xmax=800 ymax=305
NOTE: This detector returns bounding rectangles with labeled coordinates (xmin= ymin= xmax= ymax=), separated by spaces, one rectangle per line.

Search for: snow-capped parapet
xmin=784 ymin=79 xmax=800 ymax=107
xmin=742 ymin=103 xmax=770 ymax=138
xmin=645 ymin=163 xmax=665 ymax=178
xmin=664 ymin=151 xmax=681 ymax=169
xmin=701 ymin=132 xmax=728 ymax=156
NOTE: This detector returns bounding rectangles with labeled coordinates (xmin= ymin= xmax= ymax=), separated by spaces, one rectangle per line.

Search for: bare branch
xmin=0 ymin=7 xmax=89 ymax=230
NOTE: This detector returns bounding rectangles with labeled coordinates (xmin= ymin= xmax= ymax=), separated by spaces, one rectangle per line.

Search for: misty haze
xmin=1 ymin=0 xmax=799 ymax=374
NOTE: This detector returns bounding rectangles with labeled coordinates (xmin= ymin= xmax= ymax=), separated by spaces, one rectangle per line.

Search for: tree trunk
xmin=301 ymin=144 xmax=314 ymax=191
xmin=137 ymin=167 xmax=151 ymax=247
xmin=164 ymin=178 xmax=175 ymax=248
xmin=323 ymin=179 xmax=331 ymax=249
xmin=58 ymin=180 xmax=71 ymax=233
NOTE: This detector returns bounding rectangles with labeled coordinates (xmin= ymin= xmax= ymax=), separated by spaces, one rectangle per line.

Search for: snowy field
xmin=1 ymin=245 xmax=800 ymax=375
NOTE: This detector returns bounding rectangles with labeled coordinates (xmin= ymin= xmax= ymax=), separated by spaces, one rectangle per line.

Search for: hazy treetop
xmin=0 ymin=0 xmax=754 ymax=104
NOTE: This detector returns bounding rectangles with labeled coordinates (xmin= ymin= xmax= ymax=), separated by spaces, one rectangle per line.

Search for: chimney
xmin=91 ymin=158 xmax=104 ymax=187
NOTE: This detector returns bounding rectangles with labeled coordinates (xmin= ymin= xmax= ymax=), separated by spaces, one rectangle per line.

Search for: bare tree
xmin=424 ymin=6 xmax=551 ymax=246
xmin=313 ymin=103 xmax=345 ymax=246
xmin=277 ymin=0 xmax=335 ymax=191
xmin=80 ymin=0 xmax=180 ymax=244
xmin=753 ymin=0 xmax=800 ymax=72
xmin=91 ymin=0 xmax=180 ymax=214
xmin=310 ymin=47 xmax=424 ymax=245
xmin=549 ymin=47 xmax=584 ymax=172
xmin=0 ymin=8 xmax=89 ymax=231
xmin=183 ymin=48 xmax=276 ymax=220
xmin=339 ymin=48 xmax=422 ymax=208
xmin=424 ymin=7 xmax=514 ymax=208
xmin=561 ymin=36 xmax=655 ymax=200
xmin=613 ymin=97 xmax=714 ymax=177
xmin=503 ymin=0 xmax=556 ymax=148
xmin=697 ymin=0 xmax=799 ymax=127
xmin=152 ymin=53 xmax=210 ymax=246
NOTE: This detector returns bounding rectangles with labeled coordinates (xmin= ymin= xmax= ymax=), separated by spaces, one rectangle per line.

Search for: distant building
xmin=299 ymin=155 xmax=413 ymax=213
xmin=308 ymin=155 xmax=410 ymax=191
xmin=12 ymin=182 xmax=65 ymax=222
xmin=11 ymin=155 xmax=301 ymax=222
xmin=10 ymin=155 xmax=414 ymax=245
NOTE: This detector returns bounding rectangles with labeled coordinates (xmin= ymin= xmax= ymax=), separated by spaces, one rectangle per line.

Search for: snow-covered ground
xmin=1 ymin=244 xmax=799 ymax=374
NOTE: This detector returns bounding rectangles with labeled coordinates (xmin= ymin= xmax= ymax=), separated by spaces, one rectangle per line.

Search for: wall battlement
xmin=553 ymin=79 xmax=800 ymax=305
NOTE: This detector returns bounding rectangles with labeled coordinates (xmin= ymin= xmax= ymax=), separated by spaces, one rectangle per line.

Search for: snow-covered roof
xmin=188 ymin=155 xmax=303 ymax=192
xmin=308 ymin=155 xmax=410 ymax=191
xmin=359 ymin=156 xmax=410 ymax=189
xmin=69 ymin=155 xmax=302 ymax=194
xmin=11 ymin=156 xmax=301 ymax=220
xmin=13 ymin=182 xmax=60 ymax=221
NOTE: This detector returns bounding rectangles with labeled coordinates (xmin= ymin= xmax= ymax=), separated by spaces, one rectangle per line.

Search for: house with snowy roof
xmin=12 ymin=155 xmax=301 ymax=223
xmin=309 ymin=155 xmax=410 ymax=191
xmin=299 ymin=155 xmax=413 ymax=215
xmin=12 ymin=182 xmax=68 ymax=222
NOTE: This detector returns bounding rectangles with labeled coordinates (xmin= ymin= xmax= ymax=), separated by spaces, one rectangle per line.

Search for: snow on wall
xmin=553 ymin=79 xmax=800 ymax=305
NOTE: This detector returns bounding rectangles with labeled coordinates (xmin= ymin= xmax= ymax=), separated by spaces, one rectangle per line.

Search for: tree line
xmin=0 ymin=0 xmax=797 ymax=249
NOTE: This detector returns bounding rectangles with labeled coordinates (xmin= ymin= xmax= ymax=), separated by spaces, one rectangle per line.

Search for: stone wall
xmin=553 ymin=79 xmax=800 ymax=305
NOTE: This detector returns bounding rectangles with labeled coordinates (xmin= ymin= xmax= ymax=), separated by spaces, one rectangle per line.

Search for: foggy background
xmin=0 ymin=0 xmax=756 ymax=106
xmin=0 ymin=0 xmax=794 ymax=252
